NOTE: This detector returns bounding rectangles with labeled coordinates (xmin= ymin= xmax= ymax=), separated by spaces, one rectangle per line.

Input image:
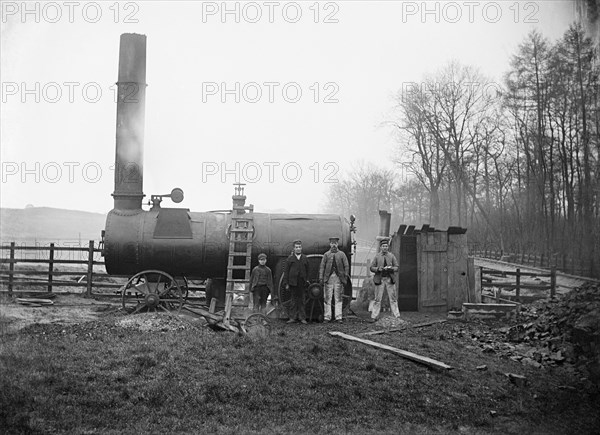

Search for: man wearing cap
xmin=319 ymin=237 xmax=349 ymax=323
xmin=282 ymin=240 xmax=310 ymax=324
xmin=369 ymin=239 xmax=401 ymax=322
xmin=250 ymin=253 xmax=274 ymax=313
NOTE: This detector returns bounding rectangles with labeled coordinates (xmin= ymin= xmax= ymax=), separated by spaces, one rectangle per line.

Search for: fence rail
xmin=0 ymin=241 xmax=109 ymax=296
xmin=2 ymin=242 xmax=369 ymax=297
xmin=471 ymin=249 xmax=596 ymax=278
xmin=479 ymin=266 xmax=556 ymax=303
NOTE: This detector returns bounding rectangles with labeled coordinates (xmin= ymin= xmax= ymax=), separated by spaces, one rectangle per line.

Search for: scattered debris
xmin=362 ymin=319 xmax=446 ymax=336
xmin=506 ymin=373 xmax=527 ymax=387
xmin=447 ymin=311 xmax=464 ymax=320
xmin=476 ymin=365 xmax=488 ymax=371
xmin=329 ymin=331 xmax=453 ymax=371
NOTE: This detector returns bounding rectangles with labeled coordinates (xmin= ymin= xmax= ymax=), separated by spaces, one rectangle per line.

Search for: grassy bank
xmin=1 ymin=312 xmax=598 ymax=434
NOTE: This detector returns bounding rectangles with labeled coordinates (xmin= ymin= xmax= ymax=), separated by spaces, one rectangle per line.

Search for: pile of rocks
xmin=456 ymin=284 xmax=600 ymax=383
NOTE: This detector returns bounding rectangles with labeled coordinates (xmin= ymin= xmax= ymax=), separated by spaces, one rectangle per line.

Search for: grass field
xmin=1 ymin=303 xmax=598 ymax=435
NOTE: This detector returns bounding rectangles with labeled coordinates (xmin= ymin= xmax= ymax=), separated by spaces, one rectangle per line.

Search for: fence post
xmin=516 ymin=268 xmax=521 ymax=303
xmin=86 ymin=240 xmax=94 ymax=297
xmin=520 ymin=252 xmax=525 ymax=264
xmin=8 ymin=242 xmax=15 ymax=297
xmin=48 ymin=243 xmax=55 ymax=293
xmin=550 ymin=266 xmax=556 ymax=298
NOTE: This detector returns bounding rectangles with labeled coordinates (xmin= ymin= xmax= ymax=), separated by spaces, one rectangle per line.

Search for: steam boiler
xmin=101 ymin=34 xmax=355 ymax=320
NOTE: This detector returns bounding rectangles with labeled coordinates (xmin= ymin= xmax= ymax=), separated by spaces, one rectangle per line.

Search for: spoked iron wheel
xmin=242 ymin=313 xmax=271 ymax=338
xmin=121 ymin=270 xmax=184 ymax=314
xmin=176 ymin=276 xmax=189 ymax=302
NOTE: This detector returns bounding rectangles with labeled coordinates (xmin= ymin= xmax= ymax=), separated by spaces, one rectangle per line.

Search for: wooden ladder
xmin=224 ymin=184 xmax=254 ymax=324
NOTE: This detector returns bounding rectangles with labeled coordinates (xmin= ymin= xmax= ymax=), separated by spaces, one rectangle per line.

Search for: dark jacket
xmin=250 ymin=265 xmax=274 ymax=294
xmin=369 ymin=252 xmax=399 ymax=285
xmin=282 ymin=254 xmax=309 ymax=287
xmin=319 ymin=250 xmax=349 ymax=285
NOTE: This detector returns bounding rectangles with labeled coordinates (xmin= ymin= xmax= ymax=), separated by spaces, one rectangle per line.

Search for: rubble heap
xmin=511 ymin=284 xmax=600 ymax=377
xmin=450 ymin=284 xmax=600 ymax=384
xmin=505 ymin=284 xmax=600 ymax=382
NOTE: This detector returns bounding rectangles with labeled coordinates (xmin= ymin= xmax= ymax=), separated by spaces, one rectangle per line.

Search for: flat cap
xmin=258 ymin=253 xmax=267 ymax=260
xmin=329 ymin=237 xmax=340 ymax=242
xmin=293 ymin=239 xmax=302 ymax=245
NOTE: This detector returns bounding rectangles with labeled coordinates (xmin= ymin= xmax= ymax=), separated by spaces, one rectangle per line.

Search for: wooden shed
xmin=390 ymin=224 xmax=476 ymax=312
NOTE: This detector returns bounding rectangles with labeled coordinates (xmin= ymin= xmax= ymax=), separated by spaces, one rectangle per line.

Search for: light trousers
xmin=371 ymin=276 xmax=400 ymax=319
xmin=324 ymin=272 xmax=343 ymax=321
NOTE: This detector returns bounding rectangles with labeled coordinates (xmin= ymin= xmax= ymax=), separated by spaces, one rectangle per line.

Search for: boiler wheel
xmin=242 ymin=313 xmax=271 ymax=338
xmin=121 ymin=270 xmax=184 ymax=314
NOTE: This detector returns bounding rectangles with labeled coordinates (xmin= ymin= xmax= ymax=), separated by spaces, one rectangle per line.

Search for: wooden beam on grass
xmin=329 ymin=331 xmax=452 ymax=371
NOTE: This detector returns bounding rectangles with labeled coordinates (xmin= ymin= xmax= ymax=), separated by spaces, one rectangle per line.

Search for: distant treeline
xmin=324 ymin=25 xmax=600 ymax=278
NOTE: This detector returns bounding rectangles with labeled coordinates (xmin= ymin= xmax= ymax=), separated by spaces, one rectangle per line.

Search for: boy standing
xmin=250 ymin=253 xmax=274 ymax=313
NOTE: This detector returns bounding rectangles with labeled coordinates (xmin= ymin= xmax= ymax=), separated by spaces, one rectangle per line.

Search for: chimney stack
xmin=112 ymin=33 xmax=147 ymax=210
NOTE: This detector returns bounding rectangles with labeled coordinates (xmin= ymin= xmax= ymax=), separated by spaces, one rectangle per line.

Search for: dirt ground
xmin=0 ymin=293 xmax=120 ymax=335
xmin=0 ymin=292 xmax=443 ymax=334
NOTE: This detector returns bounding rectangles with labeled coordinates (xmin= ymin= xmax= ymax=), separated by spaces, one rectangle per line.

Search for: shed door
xmin=418 ymin=232 xmax=448 ymax=312
xmin=397 ymin=235 xmax=418 ymax=311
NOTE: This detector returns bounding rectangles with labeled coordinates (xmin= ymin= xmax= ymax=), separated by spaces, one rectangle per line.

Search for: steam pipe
xmin=378 ymin=210 xmax=391 ymax=239
xmin=112 ymin=33 xmax=147 ymax=210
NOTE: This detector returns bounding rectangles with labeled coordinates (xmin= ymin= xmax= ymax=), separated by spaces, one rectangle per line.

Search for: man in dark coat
xmin=282 ymin=240 xmax=309 ymax=324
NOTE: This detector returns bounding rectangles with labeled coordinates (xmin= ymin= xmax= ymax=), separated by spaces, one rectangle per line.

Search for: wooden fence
xmin=0 ymin=241 xmax=126 ymax=296
xmin=471 ymin=249 xmax=595 ymax=278
xmin=1 ymin=241 xmax=370 ymax=297
xmin=479 ymin=266 xmax=556 ymax=303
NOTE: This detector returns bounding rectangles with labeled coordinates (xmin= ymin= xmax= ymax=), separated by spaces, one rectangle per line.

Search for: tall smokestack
xmin=377 ymin=210 xmax=391 ymax=239
xmin=112 ymin=33 xmax=147 ymax=210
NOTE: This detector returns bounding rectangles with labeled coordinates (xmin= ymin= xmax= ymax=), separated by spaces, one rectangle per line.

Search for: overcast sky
xmin=1 ymin=1 xmax=576 ymax=215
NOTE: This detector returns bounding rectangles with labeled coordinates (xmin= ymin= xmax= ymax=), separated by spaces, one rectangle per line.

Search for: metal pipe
xmin=378 ymin=210 xmax=391 ymax=238
xmin=112 ymin=33 xmax=147 ymax=210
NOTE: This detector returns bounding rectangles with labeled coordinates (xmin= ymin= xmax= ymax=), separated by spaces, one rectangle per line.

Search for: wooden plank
xmin=0 ymin=245 xmax=100 ymax=252
xmin=8 ymin=242 xmax=15 ymax=297
xmin=329 ymin=331 xmax=452 ymax=370
xmin=86 ymin=241 xmax=94 ymax=296
xmin=481 ymin=283 xmax=550 ymax=290
xmin=447 ymin=234 xmax=467 ymax=310
xmin=474 ymin=266 xmax=482 ymax=303
xmin=462 ymin=303 xmax=517 ymax=320
xmin=48 ymin=243 xmax=55 ymax=293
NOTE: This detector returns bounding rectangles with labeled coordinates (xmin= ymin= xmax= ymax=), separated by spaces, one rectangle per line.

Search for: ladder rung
xmin=228 ymin=279 xmax=250 ymax=283
xmin=229 ymin=265 xmax=250 ymax=270
xmin=233 ymin=205 xmax=253 ymax=210
xmin=231 ymin=216 xmax=254 ymax=220
xmin=229 ymin=252 xmax=250 ymax=256
xmin=230 ymin=239 xmax=253 ymax=244
xmin=231 ymin=229 xmax=254 ymax=233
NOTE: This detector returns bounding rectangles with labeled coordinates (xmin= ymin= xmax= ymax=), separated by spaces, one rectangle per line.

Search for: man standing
xmin=369 ymin=239 xmax=401 ymax=322
xmin=282 ymin=240 xmax=309 ymax=324
xmin=319 ymin=237 xmax=349 ymax=323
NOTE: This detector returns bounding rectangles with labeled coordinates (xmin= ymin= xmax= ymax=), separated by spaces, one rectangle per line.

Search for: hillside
xmin=0 ymin=207 xmax=106 ymax=244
